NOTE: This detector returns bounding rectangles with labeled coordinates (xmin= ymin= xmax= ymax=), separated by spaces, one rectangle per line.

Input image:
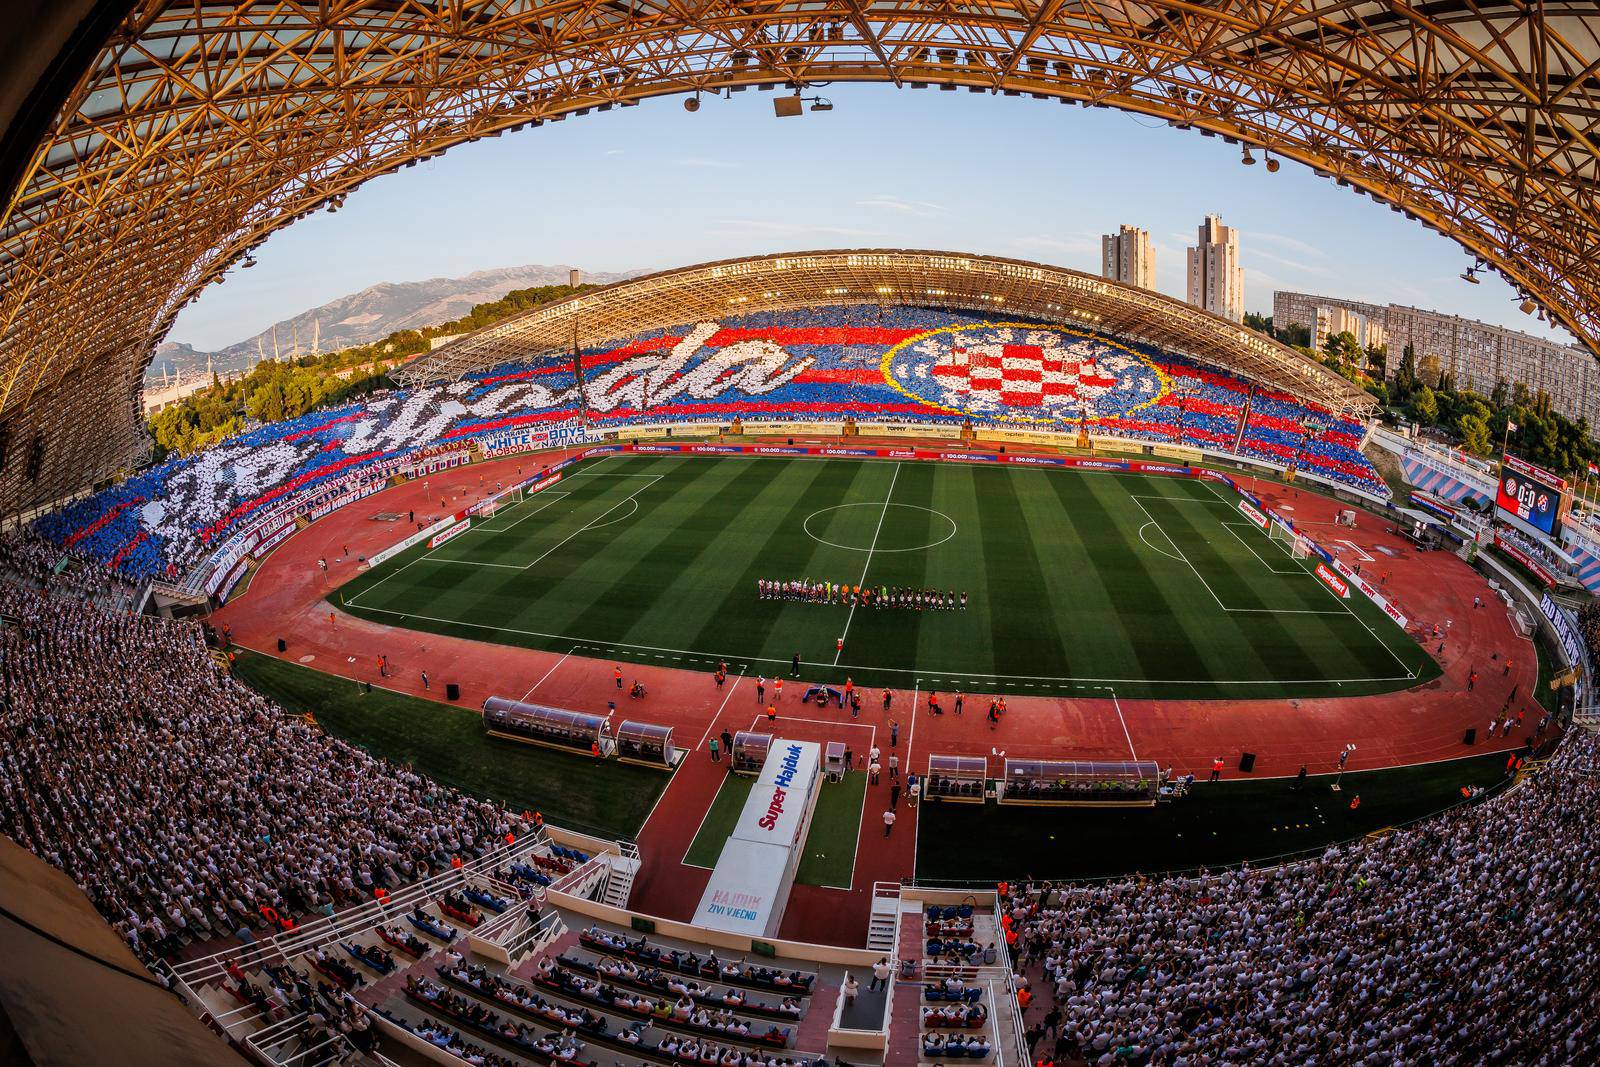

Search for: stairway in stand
xmin=867 ymin=882 xmax=900 ymax=953
xmin=601 ymin=843 xmax=641 ymax=909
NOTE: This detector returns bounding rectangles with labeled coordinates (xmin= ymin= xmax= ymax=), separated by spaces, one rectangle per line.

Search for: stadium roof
xmin=395 ymin=248 xmax=1377 ymax=414
xmin=2 ymin=1 xmax=1598 ymax=512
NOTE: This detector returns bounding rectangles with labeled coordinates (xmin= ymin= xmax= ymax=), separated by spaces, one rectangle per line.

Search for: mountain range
xmin=147 ymin=263 xmax=639 ymax=384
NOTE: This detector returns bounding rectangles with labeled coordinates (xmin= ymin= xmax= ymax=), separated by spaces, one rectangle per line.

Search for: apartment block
xmin=1274 ymin=290 xmax=1600 ymax=422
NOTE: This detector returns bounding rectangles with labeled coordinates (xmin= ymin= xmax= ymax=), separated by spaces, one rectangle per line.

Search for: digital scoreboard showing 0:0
xmin=1496 ymin=454 xmax=1569 ymax=537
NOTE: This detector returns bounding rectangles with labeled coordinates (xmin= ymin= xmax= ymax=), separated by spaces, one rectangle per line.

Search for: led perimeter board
xmin=1496 ymin=453 xmax=1570 ymax=539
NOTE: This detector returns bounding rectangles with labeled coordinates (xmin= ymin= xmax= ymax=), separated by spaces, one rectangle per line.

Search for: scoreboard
xmin=1496 ymin=453 xmax=1570 ymax=538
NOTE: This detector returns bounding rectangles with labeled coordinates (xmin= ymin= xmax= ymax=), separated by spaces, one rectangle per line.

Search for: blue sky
xmin=172 ymin=84 xmax=1571 ymax=352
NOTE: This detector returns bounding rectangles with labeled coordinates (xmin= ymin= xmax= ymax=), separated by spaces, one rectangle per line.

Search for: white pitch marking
xmin=833 ymin=462 xmax=902 ymax=665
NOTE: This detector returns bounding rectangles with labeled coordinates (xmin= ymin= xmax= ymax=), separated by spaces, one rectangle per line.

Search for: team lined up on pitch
xmin=757 ymin=579 xmax=967 ymax=610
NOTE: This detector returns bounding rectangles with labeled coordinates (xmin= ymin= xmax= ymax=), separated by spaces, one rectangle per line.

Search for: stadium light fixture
xmin=1460 ymin=268 xmax=1480 ymax=283
xmin=684 ymin=94 xmax=700 ymax=112
xmin=1241 ymin=147 xmax=1255 ymax=165
xmin=1519 ymin=298 xmax=1537 ymax=314
xmin=774 ymin=93 xmax=833 ymax=117
xmin=1264 ymin=155 xmax=1280 ymax=173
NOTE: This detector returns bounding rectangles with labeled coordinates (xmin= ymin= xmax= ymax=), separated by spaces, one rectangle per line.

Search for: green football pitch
xmin=337 ymin=454 xmax=1437 ymax=699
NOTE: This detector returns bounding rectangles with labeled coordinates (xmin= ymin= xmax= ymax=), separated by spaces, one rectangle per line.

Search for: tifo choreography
xmin=34 ymin=305 xmax=1384 ymax=582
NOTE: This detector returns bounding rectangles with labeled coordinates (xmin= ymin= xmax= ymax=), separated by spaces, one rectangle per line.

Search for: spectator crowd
xmin=1004 ymin=727 xmax=1600 ymax=1065
xmin=0 ymin=539 xmax=519 ymax=965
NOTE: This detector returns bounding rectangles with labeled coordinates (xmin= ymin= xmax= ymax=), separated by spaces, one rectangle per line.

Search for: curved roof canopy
xmin=396 ymin=248 xmax=1375 ymax=414
xmin=2 ymin=1 xmax=1598 ymax=512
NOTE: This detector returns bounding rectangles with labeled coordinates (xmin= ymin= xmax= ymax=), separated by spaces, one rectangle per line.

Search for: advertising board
xmin=428 ymin=519 xmax=471 ymax=549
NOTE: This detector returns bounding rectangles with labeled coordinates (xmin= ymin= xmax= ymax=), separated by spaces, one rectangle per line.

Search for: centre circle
xmin=801 ymin=502 xmax=959 ymax=553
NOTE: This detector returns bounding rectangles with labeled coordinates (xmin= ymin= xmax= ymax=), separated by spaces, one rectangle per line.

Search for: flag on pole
xmin=1588 ymin=462 xmax=1598 ymax=476
xmin=1507 ymin=420 xmax=1519 ymax=432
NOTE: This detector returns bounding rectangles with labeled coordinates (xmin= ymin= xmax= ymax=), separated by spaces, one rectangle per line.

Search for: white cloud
xmin=604 ymin=148 xmax=625 ymax=157
xmin=856 ymin=195 xmax=947 ymax=218
xmin=708 ymin=218 xmax=891 ymax=239
xmin=1248 ymin=247 xmax=1336 ymax=278
xmin=1252 ymin=231 xmax=1330 ymax=262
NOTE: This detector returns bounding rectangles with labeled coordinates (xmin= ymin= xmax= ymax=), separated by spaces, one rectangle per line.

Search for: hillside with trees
xmin=147 ymin=282 xmax=591 ymax=461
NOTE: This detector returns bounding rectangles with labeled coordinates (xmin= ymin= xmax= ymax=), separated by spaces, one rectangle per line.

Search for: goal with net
xmin=478 ymin=486 xmax=522 ymax=519
xmin=1268 ymin=520 xmax=1314 ymax=559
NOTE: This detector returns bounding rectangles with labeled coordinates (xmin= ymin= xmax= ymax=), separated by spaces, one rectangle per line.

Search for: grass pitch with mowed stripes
xmin=338 ymin=455 xmax=1437 ymax=699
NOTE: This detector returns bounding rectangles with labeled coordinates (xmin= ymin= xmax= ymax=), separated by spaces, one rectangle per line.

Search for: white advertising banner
xmin=694 ymin=738 xmax=821 ymax=939
xmin=730 ymin=739 xmax=821 ymax=849
xmin=692 ymin=841 xmax=792 ymax=938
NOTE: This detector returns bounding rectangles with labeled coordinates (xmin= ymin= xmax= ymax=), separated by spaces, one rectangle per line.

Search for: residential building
xmin=1186 ymin=215 xmax=1244 ymax=322
xmin=1311 ymin=305 xmax=1386 ymax=353
xmin=1274 ymin=290 xmax=1600 ymax=422
xmin=1101 ymin=225 xmax=1156 ymax=290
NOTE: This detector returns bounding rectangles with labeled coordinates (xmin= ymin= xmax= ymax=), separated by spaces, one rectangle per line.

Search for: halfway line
xmin=835 ymin=462 xmax=901 ymax=665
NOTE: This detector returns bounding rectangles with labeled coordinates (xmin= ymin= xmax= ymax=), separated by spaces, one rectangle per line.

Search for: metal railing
xmin=175 ymin=829 xmax=548 ymax=989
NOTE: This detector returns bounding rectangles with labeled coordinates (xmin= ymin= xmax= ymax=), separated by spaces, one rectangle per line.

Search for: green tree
xmin=1322 ymin=330 xmax=1361 ymax=367
xmin=1458 ymin=413 xmax=1492 ymax=456
xmin=1410 ymin=384 xmax=1438 ymax=425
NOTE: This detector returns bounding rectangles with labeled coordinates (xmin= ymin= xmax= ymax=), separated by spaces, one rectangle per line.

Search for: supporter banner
xmin=203 ymin=532 xmax=258 ymax=594
xmin=1330 ymin=557 xmax=1408 ymax=627
xmin=1238 ymin=500 xmax=1270 ymax=530
xmin=308 ymin=483 xmax=381 ymax=521
xmin=369 ymin=514 xmax=459 ymax=567
xmin=481 ymin=421 xmax=591 ymax=456
xmin=1314 ymin=562 xmax=1350 ymax=598
xmin=428 ymin=518 xmax=471 ymax=549
xmin=1539 ymin=592 xmax=1589 ymax=706
xmin=250 ymin=522 xmax=296 ymax=560
xmin=1494 ymin=533 xmax=1558 ymax=587
xmin=217 ymin=557 xmax=251 ymax=603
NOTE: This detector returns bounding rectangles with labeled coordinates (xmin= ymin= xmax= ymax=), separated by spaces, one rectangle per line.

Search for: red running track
xmin=215 ymin=442 xmax=1536 ymax=946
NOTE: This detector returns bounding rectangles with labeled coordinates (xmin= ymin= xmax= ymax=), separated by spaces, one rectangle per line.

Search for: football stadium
xmin=3 ymin=5 xmax=1599 ymax=1067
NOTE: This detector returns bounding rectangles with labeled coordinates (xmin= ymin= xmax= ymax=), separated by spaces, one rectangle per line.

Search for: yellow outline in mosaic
xmin=879 ymin=322 xmax=1173 ymax=427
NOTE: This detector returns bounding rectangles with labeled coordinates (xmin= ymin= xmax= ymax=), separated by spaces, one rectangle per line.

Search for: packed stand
xmin=0 ymin=528 xmax=140 ymax=612
xmin=1004 ymin=728 xmax=1600 ymax=1065
xmin=0 ymin=568 xmax=518 ymax=967
xmin=38 ymin=305 xmax=1387 ymax=580
xmin=1239 ymin=388 xmax=1385 ymax=495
